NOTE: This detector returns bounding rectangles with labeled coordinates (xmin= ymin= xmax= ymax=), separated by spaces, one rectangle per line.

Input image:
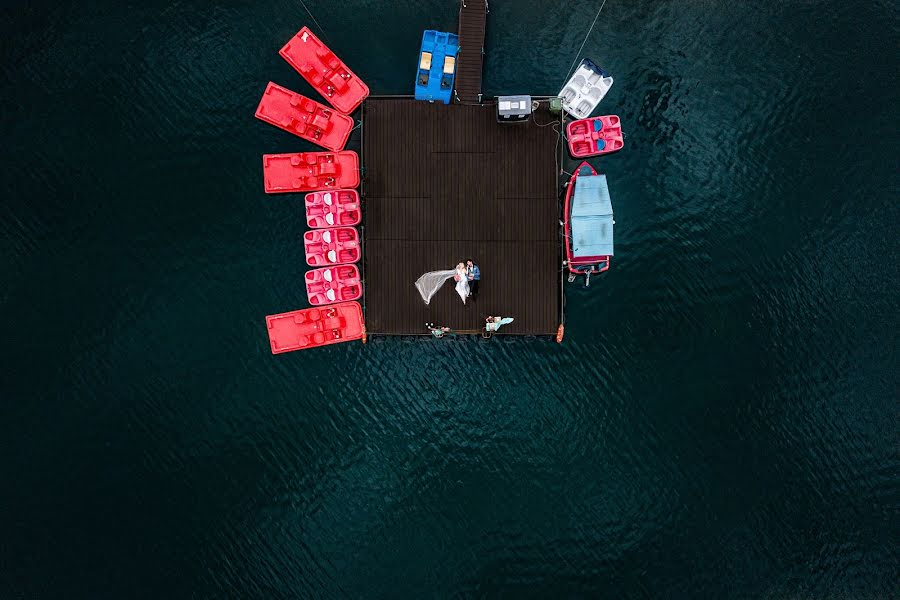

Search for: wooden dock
xmin=455 ymin=0 xmax=487 ymax=103
xmin=361 ymin=97 xmax=562 ymax=336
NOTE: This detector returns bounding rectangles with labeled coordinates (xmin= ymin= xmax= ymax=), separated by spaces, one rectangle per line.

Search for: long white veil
xmin=414 ymin=269 xmax=456 ymax=304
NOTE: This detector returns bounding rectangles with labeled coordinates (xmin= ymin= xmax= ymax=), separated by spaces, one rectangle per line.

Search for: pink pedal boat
xmin=305 ymin=265 xmax=362 ymax=306
xmin=262 ymin=151 xmax=359 ymax=194
xmin=303 ymin=227 xmax=360 ymax=266
xmin=279 ymin=27 xmax=370 ymax=114
xmin=567 ymin=115 xmax=624 ymax=158
xmin=255 ymin=82 xmax=354 ymax=152
xmin=266 ymin=302 xmax=364 ymax=354
xmin=305 ymin=189 xmax=361 ymax=228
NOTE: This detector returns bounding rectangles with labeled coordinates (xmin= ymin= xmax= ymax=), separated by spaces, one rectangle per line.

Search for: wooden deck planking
xmin=362 ymin=98 xmax=561 ymax=335
xmin=455 ymin=0 xmax=487 ymax=103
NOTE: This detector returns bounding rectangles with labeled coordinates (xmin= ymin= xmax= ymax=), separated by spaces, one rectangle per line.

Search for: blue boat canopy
xmin=571 ymin=174 xmax=614 ymax=257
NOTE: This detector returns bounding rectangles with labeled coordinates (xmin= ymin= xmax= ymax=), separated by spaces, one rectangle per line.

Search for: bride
xmin=452 ymin=262 xmax=470 ymax=304
xmin=414 ymin=261 xmax=470 ymax=305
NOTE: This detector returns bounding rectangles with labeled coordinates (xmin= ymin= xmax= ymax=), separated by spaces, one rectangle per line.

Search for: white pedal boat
xmin=558 ymin=58 xmax=613 ymax=119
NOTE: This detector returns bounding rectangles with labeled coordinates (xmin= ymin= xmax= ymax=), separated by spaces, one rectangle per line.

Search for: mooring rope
xmin=563 ymin=0 xmax=609 ymax=82
xmin=299 ymin=0 xmax=331 ymax=43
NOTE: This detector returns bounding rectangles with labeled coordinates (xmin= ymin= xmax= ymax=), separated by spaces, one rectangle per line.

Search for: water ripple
xmin=1 ymin=0 xmax=897 ymax=597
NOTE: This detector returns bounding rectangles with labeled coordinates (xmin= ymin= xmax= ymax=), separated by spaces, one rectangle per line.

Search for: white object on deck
xmin=497 ymin=95 xmax=532 ymax=122
xmin=323 ymin=268 xmax=333 ymax=282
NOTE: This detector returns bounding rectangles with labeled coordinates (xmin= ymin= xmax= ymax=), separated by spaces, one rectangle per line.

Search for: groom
xmin=466 ymin=260 xmax=480 ymax=299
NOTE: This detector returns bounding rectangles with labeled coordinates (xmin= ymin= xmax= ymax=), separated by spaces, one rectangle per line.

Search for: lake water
xmin=2 ymin=0 xmax=897 ymax=597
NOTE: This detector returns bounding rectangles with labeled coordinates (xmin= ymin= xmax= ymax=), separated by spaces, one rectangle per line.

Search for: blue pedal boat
xmin=414 ymin=30 xmax=459 ymax=104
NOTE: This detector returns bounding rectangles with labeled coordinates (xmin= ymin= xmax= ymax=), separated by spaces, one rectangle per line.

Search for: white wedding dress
xmin=414 ymin=265 xmax=469 ymax=305
xmin=454 ymin=266 xmax=470 ymax=304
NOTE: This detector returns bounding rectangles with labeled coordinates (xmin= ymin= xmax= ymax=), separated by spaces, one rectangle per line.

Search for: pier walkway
xmin=455 ymin=0 xmax=487 ymax=103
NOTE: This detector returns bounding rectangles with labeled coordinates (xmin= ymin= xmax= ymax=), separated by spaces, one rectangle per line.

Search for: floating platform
xmin=362 ymin=97 xmax=563 ymax=335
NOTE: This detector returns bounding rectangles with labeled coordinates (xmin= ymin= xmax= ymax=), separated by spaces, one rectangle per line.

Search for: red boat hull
xmin=305 ymin=189 xmax=361 ymax=228
xmin=266 ymin=301 xmax=364 ymax=354
xmin=566 ymin=115 xmax=624 ymax=158
xmin=262 ymin=151 xmax=359 ymax=194
xmin=255 ymin=82 xmax=353 ymax=151
xmin=564 ymin=161 xmax=611 ymax=275
xmin=280 ymin=27 xmax=369 ymax=114
xmin=303 ymin=227 xmax=360 ymax=266
xmin=305 ymin=265 xmax=362 ymax=306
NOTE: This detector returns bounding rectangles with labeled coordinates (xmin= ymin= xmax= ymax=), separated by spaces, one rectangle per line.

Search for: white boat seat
xmin=443 ymin=56 xmax=456 ymax=74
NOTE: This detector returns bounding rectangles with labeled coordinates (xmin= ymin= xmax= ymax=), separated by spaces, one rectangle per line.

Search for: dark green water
xmin=2 ymin=1 xmax=898 ymax=597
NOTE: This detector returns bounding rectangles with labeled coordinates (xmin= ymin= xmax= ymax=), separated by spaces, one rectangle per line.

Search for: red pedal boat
xmin=303 ymin=227 xmax=360 ymax=266
xmin=255 ymin=82 xmax=353 ymax=151
xmin=280 ymin=27 xmax=370 ymax=114
xmin=567 ymin=115 xmax=624 ymax=158
xmin=305 ymin=189 xmax=361 ymax=228
xmin=262 ymin=151 xmax=359 ymax=194
xmin=564 ymin=161 xmax=614 ymax=281
xmin=305 ymin=265 xmax=362 ymax=306
xmin=266 ymin=301 xmax=364 ymax=354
